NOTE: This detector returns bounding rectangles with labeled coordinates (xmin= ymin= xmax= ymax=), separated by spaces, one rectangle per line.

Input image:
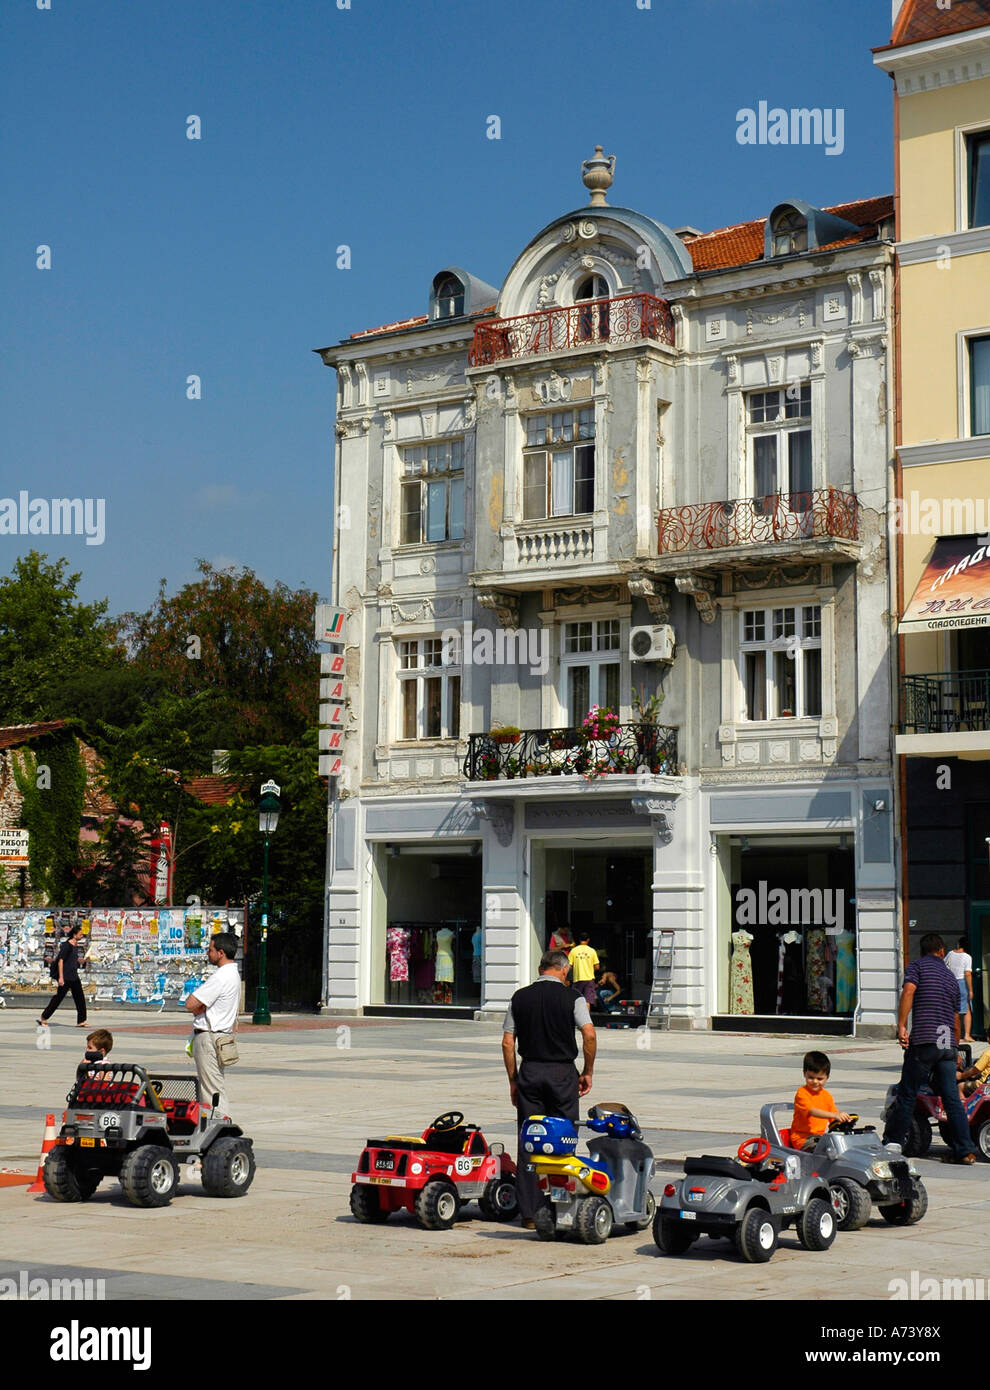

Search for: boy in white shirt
xmin=185 ymin=932 xmax=241 ymax=1115
xmin=946 ymin=938 xmax=974 ymax=1043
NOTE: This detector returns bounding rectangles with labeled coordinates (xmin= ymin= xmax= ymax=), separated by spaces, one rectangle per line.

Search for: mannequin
xmin=778 ymin=930 xmax=804 ymax=1014
xmin=729 ymin=928 xmax=755 ymax=1014
xmin=471 ymin=927 xmax=482 ymax=983
xmin=434 ymin=926 xmax=455 ymax=1004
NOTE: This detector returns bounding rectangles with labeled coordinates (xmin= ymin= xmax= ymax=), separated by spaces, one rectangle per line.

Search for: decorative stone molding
xmin=675 ymin=572 xmax=718 ymax=623
xmin=477 ymin=589 xmax=520 ymax=628
xmin=726 ymin=353 xmax=739 ymax=384
xmin=846 ymin=272 xmax=864 ymax=325
xmin=631 ymin=795 xmax=676 ymax=845
xmin=464 ymin=396 xmax=477 ymax=427
xmin=391 ymin=595 xmax=460 ymax=625
xmin=735 ymin=564 xmax=819 ymax=591
xmin=635 ymin=358 xmax=652 ymax=384
xmin=810 ymin=339 xmax=823 ymax=370
xmin=745 ymin=299 xmax=807 ymax=336
xmin=471 ymin=800 xmax=514 ymax=847
xmin=626 ymin=572 xmax=672 ymax=623
xmin=561 ymin=219 xmax=599 ymax=244
xmin=669 ymin=303 xmax=685 ymax=350
xmin=534 ymin=370 xmax=572 ymax=404
xmin=594 ymin=357 xmax=608 ymax=388
xmin=381 ymin=410 xmax=394 ymax=438
xmin=868 ymin=269 xmax=885 ymax=321
xmin=337 ymin=361 xmax=353 ymax=408
xmin=334 ymin=420 xmax=359 ymax=439
xmin=354 ymin=361 xmax=370 ymax=406
xmin=847 ymin=334 xmax=887 ymax=359
xmin=552 ymin=584 xmax=622 ymax=608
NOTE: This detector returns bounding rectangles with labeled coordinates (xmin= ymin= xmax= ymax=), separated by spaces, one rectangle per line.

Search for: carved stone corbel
xmin=477 ymin=590 xmax=520 ymax=629
xmin=631 ymin=795 xmax=676 ymax=845
xmin=470 ymin=800 xmax=515 ymax=847
xmin=675 ymin=572 xmax=718 ymax=624
xmin=627 ymin=572 xmax=672 ymax=623
xmin=354 ymin=361 xmax=370 ymax=406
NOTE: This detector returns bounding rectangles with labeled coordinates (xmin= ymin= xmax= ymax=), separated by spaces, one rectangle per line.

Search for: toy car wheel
xmin=479 ymin=1174 xmax=518 ymax=1222
xmin=652 ymin=1211 xmax=694 ymax=1256
xmin=735 ymin=1208 xmax=779 ymax=1263
xmin=349 ymin=1184 xmax=390 ymax=1224
xmin=902 ymin=1117 xmax=931 ymax=1158
xmin=532 ymin=1203 xmax=557 ymax=1241
xmin=625 ymin=1189 xmax=656 ymax=1233
xmin=977 ymin=1120 xmax=990 ymax=1160
xmin=575 ymin=1195 xmax=613 ymax=1244
xmin=43 ymin=1149 xmax=101 ymax=1203
xmin=415 ymin=1178 xmax=459 ymax=1230
xmin=201 ymin=1137 xmax=256 ymax=1199
xmin=829 ymin=1178 xmax=872 ymax=1232
xmin=796 ymin=1197 xmax=836 ymax=1251
xmin=879 ymin=1182 xmax=928 ymax=1226
xmin=120 ymin=1144 xmax=178 ymax=1208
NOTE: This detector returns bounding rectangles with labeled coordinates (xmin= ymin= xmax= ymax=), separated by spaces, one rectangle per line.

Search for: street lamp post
xmin=254 ymin=782 xmax=281 ymax=1026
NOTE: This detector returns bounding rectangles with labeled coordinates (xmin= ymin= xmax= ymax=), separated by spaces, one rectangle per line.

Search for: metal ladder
xmin=646 ymin=930 xmax=675 ymax=1029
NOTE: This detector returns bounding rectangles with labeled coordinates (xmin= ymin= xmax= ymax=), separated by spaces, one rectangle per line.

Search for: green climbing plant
xmin=12 ymin=737 xmax=87 ymax=902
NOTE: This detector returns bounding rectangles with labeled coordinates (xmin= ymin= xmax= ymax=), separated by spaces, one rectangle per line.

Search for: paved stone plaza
xmin=2 ymin=1008 xmax=989 ymax=1301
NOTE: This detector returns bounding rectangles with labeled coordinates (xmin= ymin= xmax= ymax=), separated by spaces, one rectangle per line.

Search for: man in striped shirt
xmin=883 ymin=933 xmax=977 ymax=1163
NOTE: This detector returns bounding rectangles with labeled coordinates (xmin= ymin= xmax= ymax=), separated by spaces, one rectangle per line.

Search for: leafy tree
xmin=120 ymin=560 xmax=319 ymax=746
xmin=12 ymin=735 xmax=87 ymax=902
xmin=0 ymin=552 xmax=119 ymax=722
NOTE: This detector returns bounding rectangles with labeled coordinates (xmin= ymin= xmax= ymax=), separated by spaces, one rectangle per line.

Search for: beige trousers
xmin=193 ymin=1030 xmax=230 ymax=1115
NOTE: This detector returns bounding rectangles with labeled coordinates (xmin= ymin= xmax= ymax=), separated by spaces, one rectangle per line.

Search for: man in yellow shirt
xmin=568 ymin=933 xmax=600 ymax=1006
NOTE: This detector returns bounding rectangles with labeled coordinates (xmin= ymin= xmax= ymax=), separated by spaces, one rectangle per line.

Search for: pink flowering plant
xmin=581 ymin=706 xmax=620 ymax=741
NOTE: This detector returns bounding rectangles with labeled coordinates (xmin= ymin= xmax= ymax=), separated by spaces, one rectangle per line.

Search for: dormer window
xmin=433 ymin=274 xmax=465 ymax=320
xmin=575 ymin=273 xmax=610 ymax=343
xmin=771 ymin=208 xmax=807 ymax=257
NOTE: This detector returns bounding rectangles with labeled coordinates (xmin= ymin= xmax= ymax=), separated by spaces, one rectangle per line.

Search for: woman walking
xmin=38 ymin=924 xmax=88 ymax=1027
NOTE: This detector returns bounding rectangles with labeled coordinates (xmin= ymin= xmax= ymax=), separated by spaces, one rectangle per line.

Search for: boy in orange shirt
xmin=790 ymin=1050 xmax=852 ymax=1151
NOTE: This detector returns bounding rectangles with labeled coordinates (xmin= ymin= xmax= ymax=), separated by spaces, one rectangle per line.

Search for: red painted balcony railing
xmin=468 ymin=294 xmax=675 ymax=366
xmin=657 ymin=488 xmax=859 ymax=554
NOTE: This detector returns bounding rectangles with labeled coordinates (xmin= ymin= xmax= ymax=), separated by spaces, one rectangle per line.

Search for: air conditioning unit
xmin=629 ymin=624 xmax=675 ymax=663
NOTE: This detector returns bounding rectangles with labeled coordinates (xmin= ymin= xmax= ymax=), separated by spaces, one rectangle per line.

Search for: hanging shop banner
xmin=900 ymin=535 xmax=990 ymax=632
xmin=0 ymin=828 xmax=29 ymax=866
xmin=316 ymin=603 xmax=347 ymax=643
xmin=149 ymin=823 xmax=173 ymax=905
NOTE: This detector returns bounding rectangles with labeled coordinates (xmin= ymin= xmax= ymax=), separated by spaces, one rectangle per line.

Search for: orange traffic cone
xmin=27 ymin=1114 xmax=57 ymax=1194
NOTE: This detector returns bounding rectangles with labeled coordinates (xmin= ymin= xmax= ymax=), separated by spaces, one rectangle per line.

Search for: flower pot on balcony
xmin=492 ymin=727 xmax=521 ymax=745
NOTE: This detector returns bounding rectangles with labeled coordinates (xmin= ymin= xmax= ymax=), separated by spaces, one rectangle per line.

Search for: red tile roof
xmin=880 ymin=0 xmax=990 ymax=50
xmin=184 ymin=776 xmax=248 ymax=806
xmin=686 ymin=196 xmax=893 ymax=271
xmin=0 ymin=720 xmax=69 ymax=751
xmin=350 ymin=314 xmax=429 ymax=340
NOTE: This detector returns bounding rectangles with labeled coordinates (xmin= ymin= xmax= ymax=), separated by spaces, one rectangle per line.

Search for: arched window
xmin=574 ymin=273 xmax=610 ymax=343
xmin=771 ymin=209 xmax=807 ymax=258
xmin=433 ymin=275 xmax=465 ymax=320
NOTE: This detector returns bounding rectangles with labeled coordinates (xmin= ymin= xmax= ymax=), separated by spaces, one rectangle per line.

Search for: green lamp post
xmin=253 ymin=781 xmax=281 ymax=1026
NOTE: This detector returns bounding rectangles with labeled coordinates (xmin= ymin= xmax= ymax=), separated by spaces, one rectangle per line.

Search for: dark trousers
xmin=41 ymin=979 xmax=87 ymax=1024
xmin=882 ymin=1043 xmax=976 ymax=1158
xmin=515 ymin=1059 xmax=580 ymax=1220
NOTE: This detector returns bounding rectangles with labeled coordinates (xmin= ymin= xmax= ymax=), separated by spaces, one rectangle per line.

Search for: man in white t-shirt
xmin=946 ymin=937 xmax=974 ymax=1043
xmin=185 ymin=933 xmax=241 ymax=1115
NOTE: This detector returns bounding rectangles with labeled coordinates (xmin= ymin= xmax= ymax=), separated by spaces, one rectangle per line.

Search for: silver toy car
xmin=759 ymin=1101 xmax=927 ymax=1230
xmin=654 ymin=1135 xmax=836 ymax=1263
xmin=44 ymin=1060 xmax=255 ymax=1208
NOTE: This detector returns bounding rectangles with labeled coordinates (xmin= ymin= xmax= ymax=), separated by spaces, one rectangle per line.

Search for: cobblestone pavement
xmin=2 ymin=1009 xmax=988 ymax=1302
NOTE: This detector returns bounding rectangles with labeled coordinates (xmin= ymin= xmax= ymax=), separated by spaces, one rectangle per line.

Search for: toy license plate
xmin=99 ymin=1113 xmax=119 ymax=1130
xmin=80 ymin=1138 xmax=95 ymax=1147
xmin=679 ymin=1210 xmax=696 ymax=1220
xmin=374 ymin=1156 xmax=395 ymax=1171
xmin=550 ymin=1187 xmax=570 ymax=1202
xmin=369 ymin=1175 xmax=391 ymax=1185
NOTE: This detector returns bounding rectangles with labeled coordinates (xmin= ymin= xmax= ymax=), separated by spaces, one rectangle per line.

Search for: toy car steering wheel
xmin=737 ymin=1137 xmax=771 ymax=1165
xmin=828 ymin=1114 xmax=859 ymax=1133
xmin=430 ymin=1111 xmax=464 ymax=1132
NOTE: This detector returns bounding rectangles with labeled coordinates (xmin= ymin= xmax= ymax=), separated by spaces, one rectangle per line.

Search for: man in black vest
xmin=501 ymin=948 xmax=597 ymax=1226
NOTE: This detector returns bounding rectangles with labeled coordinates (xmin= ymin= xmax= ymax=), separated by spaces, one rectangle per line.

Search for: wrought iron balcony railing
xmin=468 ymin=294 xmax=675 ymax=367
xmin=900 ymin=670 xmax=990 ymax=735
xmin=464 ymin=723 xmax=679 ymax=781
xmin=658 ymin=488 xmax=858 ymax=554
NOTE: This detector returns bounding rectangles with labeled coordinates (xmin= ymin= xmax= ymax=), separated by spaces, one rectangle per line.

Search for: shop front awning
xmin=899 ymin=535 xmax=990 ymax=633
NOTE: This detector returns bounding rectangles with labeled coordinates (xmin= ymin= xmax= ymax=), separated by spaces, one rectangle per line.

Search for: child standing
xmin=790 ymin=1050 xmax=852 ymax=1151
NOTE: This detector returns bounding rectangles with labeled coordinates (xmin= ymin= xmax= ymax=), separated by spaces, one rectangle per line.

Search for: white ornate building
xmin=317 ymin=151 xmax=898 ymax=1035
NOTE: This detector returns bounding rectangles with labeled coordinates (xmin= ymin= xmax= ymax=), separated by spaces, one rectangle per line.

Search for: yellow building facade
xmin=876 ymin=0 xmax=990 ymax=1026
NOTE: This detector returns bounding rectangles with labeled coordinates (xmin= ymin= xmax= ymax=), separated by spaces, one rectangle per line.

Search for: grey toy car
xmin=43 ymin=1060 xmax=255 ymax=1208
xmin=759 ymin=1101 xmax=927 ymax=1230
xmin=654 ymin=1134 xmax=836 ymax=1263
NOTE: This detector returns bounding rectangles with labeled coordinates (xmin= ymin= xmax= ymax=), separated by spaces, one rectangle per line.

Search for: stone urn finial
xmin=581 ymin=145 xmax=615 ymax=206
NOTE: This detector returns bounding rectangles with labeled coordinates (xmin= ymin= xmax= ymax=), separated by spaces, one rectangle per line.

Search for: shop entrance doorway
xmin=970 ymin=902 xmax=990 ymax=1038
xmin=542 ymin=845 xmax=653 ymax=1000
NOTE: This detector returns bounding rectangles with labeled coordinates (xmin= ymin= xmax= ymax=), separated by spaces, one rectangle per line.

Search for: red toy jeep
xmin=349 ymin=1110 xmax=517 ymax=1229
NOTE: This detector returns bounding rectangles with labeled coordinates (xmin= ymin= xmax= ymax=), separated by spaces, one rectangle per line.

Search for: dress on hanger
xmin=471 ymin=928 xmax=482 ymax=982
xmin=781 ymin=931 xmax=804 ymax=1013
xmin=386 ymin=926 xmax=411 ymax=984
xmin=435 ymin=927 xmax=455 ymax=984
xmin=729 ymin=929 xmax=755 ymax=1015
xmin=806 ymin=929 xmax=832 ymax=1012
xmin=835 ymin=930 xmax=856 ymax=1013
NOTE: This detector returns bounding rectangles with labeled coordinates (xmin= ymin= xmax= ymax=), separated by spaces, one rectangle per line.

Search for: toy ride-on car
xmin=349 ymin=1110 xmax=517 ymax=1230
xmin=654 ymin=1136 xmax=836 ymax=1263
xmin=759 ymin=1102 xmax=927 ymax=1230
xmin=522 ymin=1103 xmax=655 ymax=1245
xmin=882 ymin=1073 xmax=990 ymax=1162
xmin=43 ymin=1061 xmax=256 ymax=1208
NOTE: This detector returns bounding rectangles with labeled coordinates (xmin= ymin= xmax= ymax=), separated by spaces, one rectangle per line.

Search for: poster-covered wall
xmin=0 ymin=906 xmax=245 ymax=1007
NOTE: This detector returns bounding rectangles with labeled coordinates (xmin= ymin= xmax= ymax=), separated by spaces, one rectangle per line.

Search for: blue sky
xmin=1 ymin=0 xmax=897 ymax=619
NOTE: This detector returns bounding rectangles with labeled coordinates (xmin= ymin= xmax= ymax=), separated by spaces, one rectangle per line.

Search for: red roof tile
xmin=184 ymin=776 xmax=248 ymax=806
xmin=686 ymin=196 xmax=893 ymax=271
xmin=0 ymin=721 xmax=69 ymax=751
xmin=881 ymin=0 xmax=990 ymax=49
